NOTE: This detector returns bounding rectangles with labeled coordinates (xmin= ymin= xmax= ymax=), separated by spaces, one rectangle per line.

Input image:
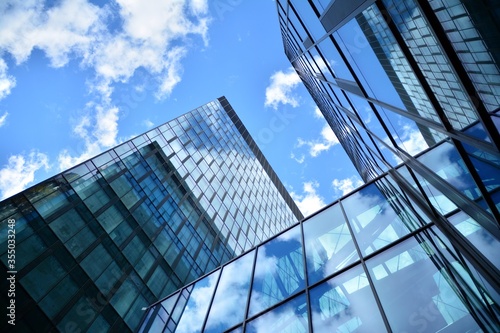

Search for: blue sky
xmin=0 ymin=0 xmax=364 ymax=216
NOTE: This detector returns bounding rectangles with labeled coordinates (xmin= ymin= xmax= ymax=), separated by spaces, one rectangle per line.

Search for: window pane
xmin=246 ymin=293 xmax=308 ymax=333
xmin=204 ymin=250 xmax=255 ymax=332
xmin=366 ymin=232 xmax=486 ymax=332
xmin=303 ymin=204 xmax=359 ymax=284
xmin=174 ymin=270 xmax=220 ymax=333
xmin=249 ymin=225 xmax=305 ymax=316
xmin=310 ymin=264 xmax=386 ymax=332
xmin=341 ymin=182 xmax=420 ymax=256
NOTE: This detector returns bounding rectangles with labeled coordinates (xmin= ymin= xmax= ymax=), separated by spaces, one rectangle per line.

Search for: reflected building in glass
xmin=139 ymin=1 xmax=500 ymax=332
xmin=0 ymin=97 xmax=303 ymax=332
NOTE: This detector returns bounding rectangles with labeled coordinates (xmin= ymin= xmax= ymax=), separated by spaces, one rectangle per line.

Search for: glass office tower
xmin=275 ymin=0 xmax=500 ymax=323
xmin=0 ymin=97 xmax=303 ymax=332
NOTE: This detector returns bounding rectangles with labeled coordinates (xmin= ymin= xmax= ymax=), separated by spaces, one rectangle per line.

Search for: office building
xmin=138 ymin=1 xmax=500 ymax=332
xmin=0 ymin=97 xmax=303 ymax=332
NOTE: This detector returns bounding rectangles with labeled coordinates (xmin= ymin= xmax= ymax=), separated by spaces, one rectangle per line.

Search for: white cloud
xmin=290 ymin=181 xmax=326 ymax=216
xmin=0 ymin=151 xmax=49 ymax=200
xmin=332 ymin=176 xmax=364 ymax=196
xmin=0 ymin=0 xmax=211 ymax=171
xmin=0 ymin=0 xmax=102 ymax=67
xmin=313 ymin=54 xmax=329 ymax=72
xmin=313 ymin=106 xmax=323 ymax=119
xmin=0 ymin=112 xmax=8 ymax=127
xmin=57 ymin=104 xmax=119 ymax=171
xmin=143 ymin=119 xmax=154 ymax=129
xmin=290 ymin=152 xmax=305 ymax=164
xmin=265 ymin=67 xmax=301 ymax=109
xmin=297 ymin=124 xmax=339 ymax=157
xmin=0 ymin=59 xmax=16 ymax=100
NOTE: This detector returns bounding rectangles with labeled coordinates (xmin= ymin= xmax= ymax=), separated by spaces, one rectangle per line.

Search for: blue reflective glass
xmin=174 ymin=270 xmax=220 ymax=333
xmin=204 ymin=250 xmax=255 ymax=332
xmin=418 ymin=142 xmax=481 ymax=200
xmin=341 ymin=182 xmax=416 ymax=255
xmin=249 ymin=225 xmax=305 ymax=316
xmin=246 ymin=293 xmax=308 ymax=333
xmin=366 ymin=232 xmax=485 ymax=333
xmin=310 ymin=264 xmax=386 ymax=332
xmin=448 ymin=212 xmax=500 ymax=269
xmin=303 ymin=204 xmax=359 ymax=284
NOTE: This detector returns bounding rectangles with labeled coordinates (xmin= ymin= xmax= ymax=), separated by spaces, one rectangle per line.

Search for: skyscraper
xmin=0 ymin=97 xmax=302 ymax=332
xmin=275 ymin=0 xmax=500 ymax=298
xmin=138 ymin=1 xmax=500 ymax=332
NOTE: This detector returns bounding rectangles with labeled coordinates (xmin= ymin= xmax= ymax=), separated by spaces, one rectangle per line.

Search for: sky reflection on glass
xmin=249 ymin=225 xmax=305 ymax=316
xmin=366 ymin=235 xmax=481 ymax=333
xmin=303 ymin=204 xmax=359 ymax=284
xmin=246 ymin=293 xmax=308 ymax=333
xmin=341 ymin=183 xmax=412 ymax=255
xmin=175 ymin=270 xmax=220 ymax=333
xmin=204 ymin=250 xmax=255 ymax=332
xmin=310 ymin=264 xmax=386 ymax=332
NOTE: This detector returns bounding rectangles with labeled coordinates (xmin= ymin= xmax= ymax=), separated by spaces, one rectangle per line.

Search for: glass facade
xmin=140 ymin=1 xmax=500 ymax=332
xmin=0 ymin=97 xmax=302 ymax=332
xmin=273 ymin=2 xmax=500 ymax=329
xmin=139 ymin=175 xmax=500 ymax=332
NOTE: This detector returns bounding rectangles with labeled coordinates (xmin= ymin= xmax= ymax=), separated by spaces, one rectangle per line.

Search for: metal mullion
xmin=343 ymin=113 xmax=500 ymax=239
xmin=418 ymin=228 xmax=496 ymax=332
xmin=199 ymin=267 xmax=223 ymax=332
xmin=374 ymin=0 xmax=454 ymax=133
xmin=299 ymin=215 xmax=313 ymax=333
xmin=388 ymin=169 xmax=500 ymax=295
xmin=241 ymin=247 xmax=259 ymax=332
xmin=451 ymin=138 xmax=500 ymax=223
xmin=338 ymin=198 xmax=393 ymax=333
xmin=364 ymin=95 xmax=500 ymax=156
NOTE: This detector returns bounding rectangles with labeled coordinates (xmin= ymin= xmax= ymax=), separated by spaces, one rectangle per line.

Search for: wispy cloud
xmin=290 ymin=181 xmax=326 ymax=217
xmin=0 ymin=59 xmax=15 ymax=100
xmin=265 ymin=67 xmax=301 ymax=109
xmin=143 ymin=119 xmax=154 ymax=128
xmin=0 ymin=111 xmax=8 ymax=128
xmin=313 ymin=106 xmax=323 ymax=119
xmin=290 ymin=152 xmax=305 ymax=164
xmin=296 ymin=124 xmax=339 ymax=158
xmin=332 ymin=176 xmax=363 ymax=197
xmin=0 ymin=151 xmax=49 ymax=200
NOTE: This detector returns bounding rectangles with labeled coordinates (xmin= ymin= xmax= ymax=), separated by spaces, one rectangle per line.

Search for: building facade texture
xmin=276 ymin=0 xmax=500 ymax=326
xmin=0 ymin=97 xmax=303 ymax=332
xmin=139 ymin=173 xmax=500 ymax=332
xmin=139 ymin=1 xmax=500 ymax=332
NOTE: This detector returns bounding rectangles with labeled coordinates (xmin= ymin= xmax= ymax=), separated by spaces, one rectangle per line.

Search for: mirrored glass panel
xmin=310 ymin=264 xmax=387 ymax=332
xmin=341 ymin=182 xmax=421 ymax=256
xmin=303 ymin=204 xmax=359 ymax=284
xmin=418 ymin=141 xmax=481 ymax=200
xmin=448 ymin=212 xmax=500 ymax=269
xmin=366 ymin=232 xmax=486 ymax=333
xmin=174 ymin=270 xmax=220 ymax=333
xmin=204 ymin=250 xmax=255 ymax=332
xmin=246 ymin=293 xmax=308 ymax=333
xmin=249 ymin=226 xmax=305 ymax=316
